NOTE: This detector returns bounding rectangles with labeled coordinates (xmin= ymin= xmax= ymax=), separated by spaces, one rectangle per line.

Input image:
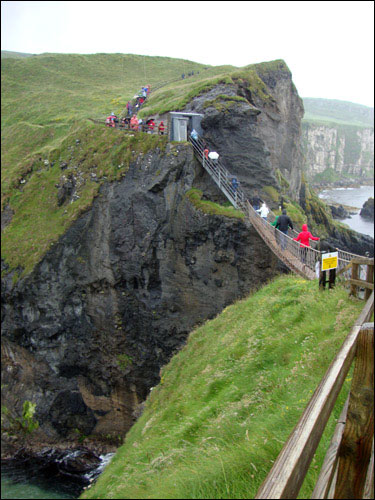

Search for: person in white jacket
xmin=257 ymin=202 xmax=269 ymax=221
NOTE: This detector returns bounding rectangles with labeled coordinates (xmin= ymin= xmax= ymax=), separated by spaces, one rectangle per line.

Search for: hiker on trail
xmin=126 ymin=101 xmax=133 ymax=116
xmin=158 ymin=121 xmax=165 ymax=135
xmin=203 ymin=148 xmax=209 ymax=160
xmin=275 ymin=209 xmax=294 ymax=250
xmin=147 ymin=118 xmax=156 ymax=133
xmin=146 ymin=85 xmax=151 ymax=95
xmin=257 ymin=202 xmax=269 ymax=221
xmin=106 ymin=113 xmax=117 ymax=128
xmin=130 ymin=114 xmax=139 ymax=131
xmin=231 ymin=177 xmax=239 ymax=192
xmin=181 ymin=73 xmax=185 ymax=79
xmin=293 ymin=224 xmax=320 ymax=263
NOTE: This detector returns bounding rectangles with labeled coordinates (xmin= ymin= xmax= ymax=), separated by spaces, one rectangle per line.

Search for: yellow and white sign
xmin=321 ymin=252 xmax=338 ymax=271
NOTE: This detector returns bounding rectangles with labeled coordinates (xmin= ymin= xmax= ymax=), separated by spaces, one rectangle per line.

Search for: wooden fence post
xmin=334 ymin=323 xmax=374 ymax=499
xmin=365 ymin=264 xmax=374 ymax=301
xmin=350 ymin=262 xmax=359 ymax=297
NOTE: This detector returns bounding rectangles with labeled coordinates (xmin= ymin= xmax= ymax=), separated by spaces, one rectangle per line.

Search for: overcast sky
xmin=2 ymin=1 xmax=374 ymax=107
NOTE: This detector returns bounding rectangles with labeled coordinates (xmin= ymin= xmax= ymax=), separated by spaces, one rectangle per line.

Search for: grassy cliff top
xmin=1 ymin=53 xmax=288 ymax=276
xmin=81 ymin=274 xmax=364 ymax=499
xmin=302 ymin=97 xmax=374 ymax=128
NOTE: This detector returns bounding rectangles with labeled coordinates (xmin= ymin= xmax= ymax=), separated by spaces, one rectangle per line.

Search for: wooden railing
xmin=255 ymin=292 xmax=374 ymax=499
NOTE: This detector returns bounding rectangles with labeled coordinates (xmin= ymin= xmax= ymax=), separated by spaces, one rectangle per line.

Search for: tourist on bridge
xmin=208 ymin=151 xmax=219 ymax=167
xmin=257 ymin=202 xmax=270 ymax=221
xmin=275 ymin=209 xmax=294 ymax=250
xmin=190 ymin=128 xmax=199 ymax=148
xmin=293 ymin=224 xmax=320 ymax=263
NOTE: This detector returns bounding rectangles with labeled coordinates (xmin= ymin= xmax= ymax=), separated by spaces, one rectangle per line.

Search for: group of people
xmin=105 ymin=83 xmax=167 ymax=135
xmin=256 ymin=201 xmax=320 ymax=257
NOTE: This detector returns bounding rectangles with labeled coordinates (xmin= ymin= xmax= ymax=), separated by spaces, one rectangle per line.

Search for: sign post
xmin=320 ymin=252 xmax=338 ymax=290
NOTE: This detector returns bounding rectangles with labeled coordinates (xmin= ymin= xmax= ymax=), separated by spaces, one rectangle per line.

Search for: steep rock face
xmin=181 ymin=62 xmax=304 ymax=202
xmin=302 ymin=122 xmax=374 ymax=185
xmin=1 ymin=143 xmax=279 ymax=448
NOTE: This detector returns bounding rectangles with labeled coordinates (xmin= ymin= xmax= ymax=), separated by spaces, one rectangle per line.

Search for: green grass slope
xmin=1 ymin=50 xmax=36 ymax=58
xmin=302 ymin=97 xmax=374 ymax=127
xmin=81 ymin=275 xmax=364 ymax=500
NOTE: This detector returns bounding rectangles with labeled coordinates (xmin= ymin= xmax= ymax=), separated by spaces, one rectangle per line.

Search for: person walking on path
xmin=275 ymin=209 xmax=294 ymax=250
xmin=257 ymin=202 xmax=269 ymax=222
xmin=126 ymin=101 xmax=133 ymax=117
xmin=130 ymin=114 xmax=139 ymax=131
xmin=293 ymin=224 xmax=320 ymax=263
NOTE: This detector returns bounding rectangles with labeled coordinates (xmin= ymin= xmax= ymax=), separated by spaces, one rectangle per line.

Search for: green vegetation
xmin=302 ymin=97 xmax=374 ymax=127
xmin=2 ymin=121 xmax=168 ymax=276
xmin=185 ymin=189 xmax=244 ymax=219
xmin=81 ymin=275 xmax=363 ymax=499
xmin=2 ymin=400 xmax=39 ymax=435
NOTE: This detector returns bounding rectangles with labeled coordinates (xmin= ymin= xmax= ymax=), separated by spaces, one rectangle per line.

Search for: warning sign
xmin=321 ymin=252 xmax=338 ymax=271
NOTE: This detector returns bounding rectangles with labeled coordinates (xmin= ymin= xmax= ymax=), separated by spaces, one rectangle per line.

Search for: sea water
xmin=1 ymin=453 xmax=114 ymax=500
xmin=318 ymin=185 xmax=374 ymax=238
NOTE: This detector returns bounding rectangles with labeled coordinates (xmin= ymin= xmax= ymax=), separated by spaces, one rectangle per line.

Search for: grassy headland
xmin=0 ymin=53 xmax=289 ymax=277
xmin=81 ymin=274 xmax=364 ymax=499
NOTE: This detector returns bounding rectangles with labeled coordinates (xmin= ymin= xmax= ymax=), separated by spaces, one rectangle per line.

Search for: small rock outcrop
xmin=360 ymin=197 xmax=374 ymax=220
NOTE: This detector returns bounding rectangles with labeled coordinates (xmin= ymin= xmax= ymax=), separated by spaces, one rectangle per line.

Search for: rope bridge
xmin=188 ymin=134 xmax=364 ymax=281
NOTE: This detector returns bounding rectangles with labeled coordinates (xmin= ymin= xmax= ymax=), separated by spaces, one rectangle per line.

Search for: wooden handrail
xmin=334 ymin=322 xmax=374 ymax=498
xmin=255 ymin=292 xmax=374 ymax=499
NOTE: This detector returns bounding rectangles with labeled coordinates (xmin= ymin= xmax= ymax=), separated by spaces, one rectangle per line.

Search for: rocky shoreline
xmin=311 ymin=178 xmax=374 ymax=191
xmin=1 ymin=438 xmax=116 ymax=497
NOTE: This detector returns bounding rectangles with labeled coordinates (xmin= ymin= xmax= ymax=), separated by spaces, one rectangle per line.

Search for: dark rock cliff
xmin=1 ymin=142 xmax=279 ymax=450
xmin=181 ymin=61 xmax=304 ymax=201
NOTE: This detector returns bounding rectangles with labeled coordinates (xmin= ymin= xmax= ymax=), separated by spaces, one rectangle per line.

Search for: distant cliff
xmin=300 ymin=98 xmax=374 ymax=187
xmin=302 ymin=122 xmax=374 ymax=186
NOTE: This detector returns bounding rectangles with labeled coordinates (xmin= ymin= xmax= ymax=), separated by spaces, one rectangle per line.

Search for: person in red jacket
xmin=158 ymin=121 xmax=165 ymax=135
xmin=293 ymin=224 xmax=320 ymax=263
xmin=147 ymin=119 xmax=155 ymax=133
